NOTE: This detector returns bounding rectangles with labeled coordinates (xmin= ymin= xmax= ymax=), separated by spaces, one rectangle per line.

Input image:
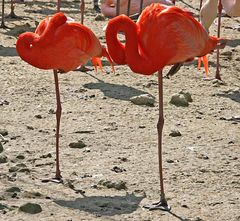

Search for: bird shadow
xmin=53 ymin=193 xmax=144 ymax=216
xmin=167 ymin=211 xmax=201 ymax=221
xmin=215 ymin=90 xmax=240 ymax=103
xmin=0 ymin=45 xmax=18 ymax=56
xmin=83 ymin=74 xmax=152 ymax=101
xmin=226 ymin=39 xmax=240 ymax=48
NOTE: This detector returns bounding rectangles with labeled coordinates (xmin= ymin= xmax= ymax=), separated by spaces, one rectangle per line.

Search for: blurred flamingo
xmin=199 ymin=0 xmax=240 ymax=80
xmin=106 ymin=3 xmax=226 ymax=210
xmin=16 ymin=12 xmax=113 ymax=183
xmin=100 ymin=0 xmax=173 ymax=17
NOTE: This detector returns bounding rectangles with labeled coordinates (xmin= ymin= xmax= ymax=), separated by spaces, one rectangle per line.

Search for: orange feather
xmin=105 ymin=3 xmax=224 ymax=75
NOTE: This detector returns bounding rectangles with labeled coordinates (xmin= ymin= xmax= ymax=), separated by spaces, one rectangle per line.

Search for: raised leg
xmin=144 ymin=70 xmax=170 ymax=211
xmin=215 ymin=0 xmax=222 ymax=80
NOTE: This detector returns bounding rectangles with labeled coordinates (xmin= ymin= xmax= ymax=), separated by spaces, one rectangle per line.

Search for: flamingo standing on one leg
xmin=16 ymin=12 xmax=113 ymax=183
xmin=106 ymin=3 xmax=226 ymax=210
xmin=199 ymin=0 xmax=240 ymax=80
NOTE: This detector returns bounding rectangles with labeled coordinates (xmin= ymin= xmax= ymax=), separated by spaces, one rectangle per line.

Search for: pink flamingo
xmin=199 ymin=0 xmax=240 ymax=80
xmin=100 ymin=0 xmax=174 ymax=17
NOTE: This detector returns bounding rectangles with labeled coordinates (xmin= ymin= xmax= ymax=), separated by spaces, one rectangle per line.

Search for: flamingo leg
xmin=215 ymin=0 xmax=222 ymax=80
xmin=57 ymin=0 xmax=60 ymax=12
xmin=199 ymin=0 xmax=203 ymax=11
xmin=80 ymin=0 xmax=84 ymax=24
xmin=7 ymin=0 xmax=18 ymax=18
xmin=0 ymin=0 xmax=7 ymax=28
xmin=53 ymin=70 xmax=62 ymax=182
xmin=144 ymin=70 xmax=171 ymax=211
xmin=116 ymin=0 xmax=120 ymax=16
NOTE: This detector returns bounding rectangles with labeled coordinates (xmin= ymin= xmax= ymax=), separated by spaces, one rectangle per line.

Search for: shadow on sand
xmin=83 ymin=74 xmax=152 ymax=101
xmin=54 ymin=193 xmax=144 ymax=216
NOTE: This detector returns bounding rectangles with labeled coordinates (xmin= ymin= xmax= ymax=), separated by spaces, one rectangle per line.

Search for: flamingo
xmin=105 ymin=3 xmax=226 ymax=210
xmin=100 ymin=0 xmax=173 ymax=17
xmin=199 ymin=0 xmax=240 ymax=80
xmin=16 ymin=12 xmax=113 ymax=183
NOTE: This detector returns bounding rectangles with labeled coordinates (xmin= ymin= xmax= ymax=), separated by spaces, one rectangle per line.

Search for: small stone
xmin=26 ymin=126 xmax=34 ymax=130
xmin=130 ymin=94 xmax=155 ymax=106
xmin=111 ymin=166 xmax=126 ymax=173
xmin=0 ymin=203 xmax=7 ymax=210
xmin=179 ymin=90 xmax=193 ymax=102
xmin=0 ymin=129 xmax=8 ymax=136
xmin=34 ymin=114 xmax=42 ymax=119
xmin=95 ymin=14 xmax=105 ymax=21
xmin=19 ymin=203 xmax=42 ymax=214
xmin=166 ymin=159 xmax=174 ymax=163
xmin=170 ymin=94 xmax=189 ymax=107
xmin=6 ymin=187 xmax=21 ymax=193
xmin=98 ymin=180 xmax=127 ymax=190
xmin=40 ymin=153 xmax=52 ymax=158
xmin=169 ymin=129 xmax=182 ymax=137
xmin=0 ymin=154 xmax=7 ymax=164
xmin=69 ymin=140 xmax=86 ymax=149
xmin=16 ymin=154 xmax=25 ymax=160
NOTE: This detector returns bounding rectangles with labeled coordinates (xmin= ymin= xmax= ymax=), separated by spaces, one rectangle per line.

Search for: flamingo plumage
xmin=100 ymin=0 xmax=173 ymax=17
xmin=16 ymin=12 xmax=112 ymax=183
xmin=105 ymin=3 xmax=226 ymax=210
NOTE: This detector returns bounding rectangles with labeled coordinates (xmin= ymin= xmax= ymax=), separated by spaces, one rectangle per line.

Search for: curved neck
xmin=106 ymin=15 xmax=155 ymax=75
xmin=16 ymin=33 xmax=38 ymax=66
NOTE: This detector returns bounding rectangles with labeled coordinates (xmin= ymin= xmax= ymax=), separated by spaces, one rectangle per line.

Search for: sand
xmin=0 ymin=0 xmax=239 ymax=220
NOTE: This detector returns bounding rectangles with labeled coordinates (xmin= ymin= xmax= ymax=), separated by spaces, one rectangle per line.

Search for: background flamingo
xmin=200 ymin=0 xmax=240 ymax=80
xmin=100 ymin=0 xmax=173 ymax=17
xmin=106 ymin=3 xmax=225 ymax=210
xmin=16 ymin=12 xmax=112 ymax=183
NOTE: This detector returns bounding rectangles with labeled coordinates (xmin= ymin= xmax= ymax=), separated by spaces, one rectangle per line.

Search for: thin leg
xmin=172 ymin=0 xmax=175 ymax=5
xmin=144 ymin=70 xmax=170 ymax=211
xmin=127 ymin=0 xmax=131 ymax=16
xmin=139 ymin=0 xmax=143 ymax=15
xmin=53 ymin=70 xmax=62 ymax=181
xmin=116 ymin=0 xmax=120 ymax=16
xmin=7 ymin=0 xmax=18 ymax=18
xmin=0 ymin=0 xmax=7 ymax=28
xmin=57 ymin=0 xmax=60 ymax=12
xmin=42 ymin=70 xmax=63 ymax=183
xmin=215 ymin=0 xmax=222 ymax=80
xmin=93 ymin=0 xmax=100 ymax=13
xmin=80 ymin=0 xmax=84 ymax=24
xmin=199 ymin=0 xmax=202 ymax=10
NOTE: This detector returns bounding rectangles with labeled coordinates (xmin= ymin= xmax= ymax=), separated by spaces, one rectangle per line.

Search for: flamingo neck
xmin=106 ymin=15 xmax=155 ymax=75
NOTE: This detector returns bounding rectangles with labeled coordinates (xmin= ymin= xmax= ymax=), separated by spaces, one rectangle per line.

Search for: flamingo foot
xmin=74 ymin=65 xmax=93 ymax=72
xmin=6 ymin=11 xmax=20 ymax=19
xmin=41 ymin=176 xmax=63 ymax=184
xmin=143 ymin=199 xmax=171 ymax=211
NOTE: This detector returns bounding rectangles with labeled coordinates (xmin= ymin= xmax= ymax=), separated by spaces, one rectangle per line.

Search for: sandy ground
xmin=0 ymin=0 xmax=239 ymax=220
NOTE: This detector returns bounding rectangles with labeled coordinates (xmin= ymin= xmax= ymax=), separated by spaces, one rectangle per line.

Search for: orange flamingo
xmin=199 ymin=0 xmax=240 ymax=80
xmin=100 ymin=0 xmax=173 ymax=17
xmin=106 ymin=3 xmax=226 ymax=210
xmin=16 ymin=12 xmax=113 ymax=183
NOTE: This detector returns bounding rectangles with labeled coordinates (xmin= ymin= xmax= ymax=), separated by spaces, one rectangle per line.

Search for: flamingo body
xmin=106 ymin=4 xmax=222 ymax=75
xmin=16 ymin=13 xmax=105 ymax=72
xmin=100 ymin=0 xmax=173 ymax=17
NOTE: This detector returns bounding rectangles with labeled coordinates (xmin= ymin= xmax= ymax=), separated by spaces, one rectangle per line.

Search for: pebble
xmin=0 ymin=100 xmax=9 ymax=106
xmin=69 ymin=140 xmax=86 ymax=149
xmin=130 ymin=94 xmax=155 ymax=106
xmin=0 ymin=203 xmax=7 ymax=210
xmin=0 ymin=129 xmax=8 ymax=136
xmin=179 ymin=90 xmax=193 ymax=102
xmin=19 ymin=203 xmax=42 ymax=214
xmin=169 ymin=129 xmax=182 ymax=137
xmin=98 ymin=180 xmax=127 ymax=190
xmin=5 ymin=187 xmax=21 ymax=193
xmin=34 ymin=114 xmax=42 ymax=119
xmin=16 ymin=154 xmax=25 ymax=160
xmin=170 ymin=93 xmax=189 ymax=107
xmin=0 ymin=154 xmax=8 ymax=164
xmin=111 ymin=166 xmax=126 ymax=173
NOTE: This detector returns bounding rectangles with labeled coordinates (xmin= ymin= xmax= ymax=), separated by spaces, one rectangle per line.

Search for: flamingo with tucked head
xmin=16 ymin=12 xmax=113 ymax=183
xmin=106 ymin=3 xmax=226 ymax=210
